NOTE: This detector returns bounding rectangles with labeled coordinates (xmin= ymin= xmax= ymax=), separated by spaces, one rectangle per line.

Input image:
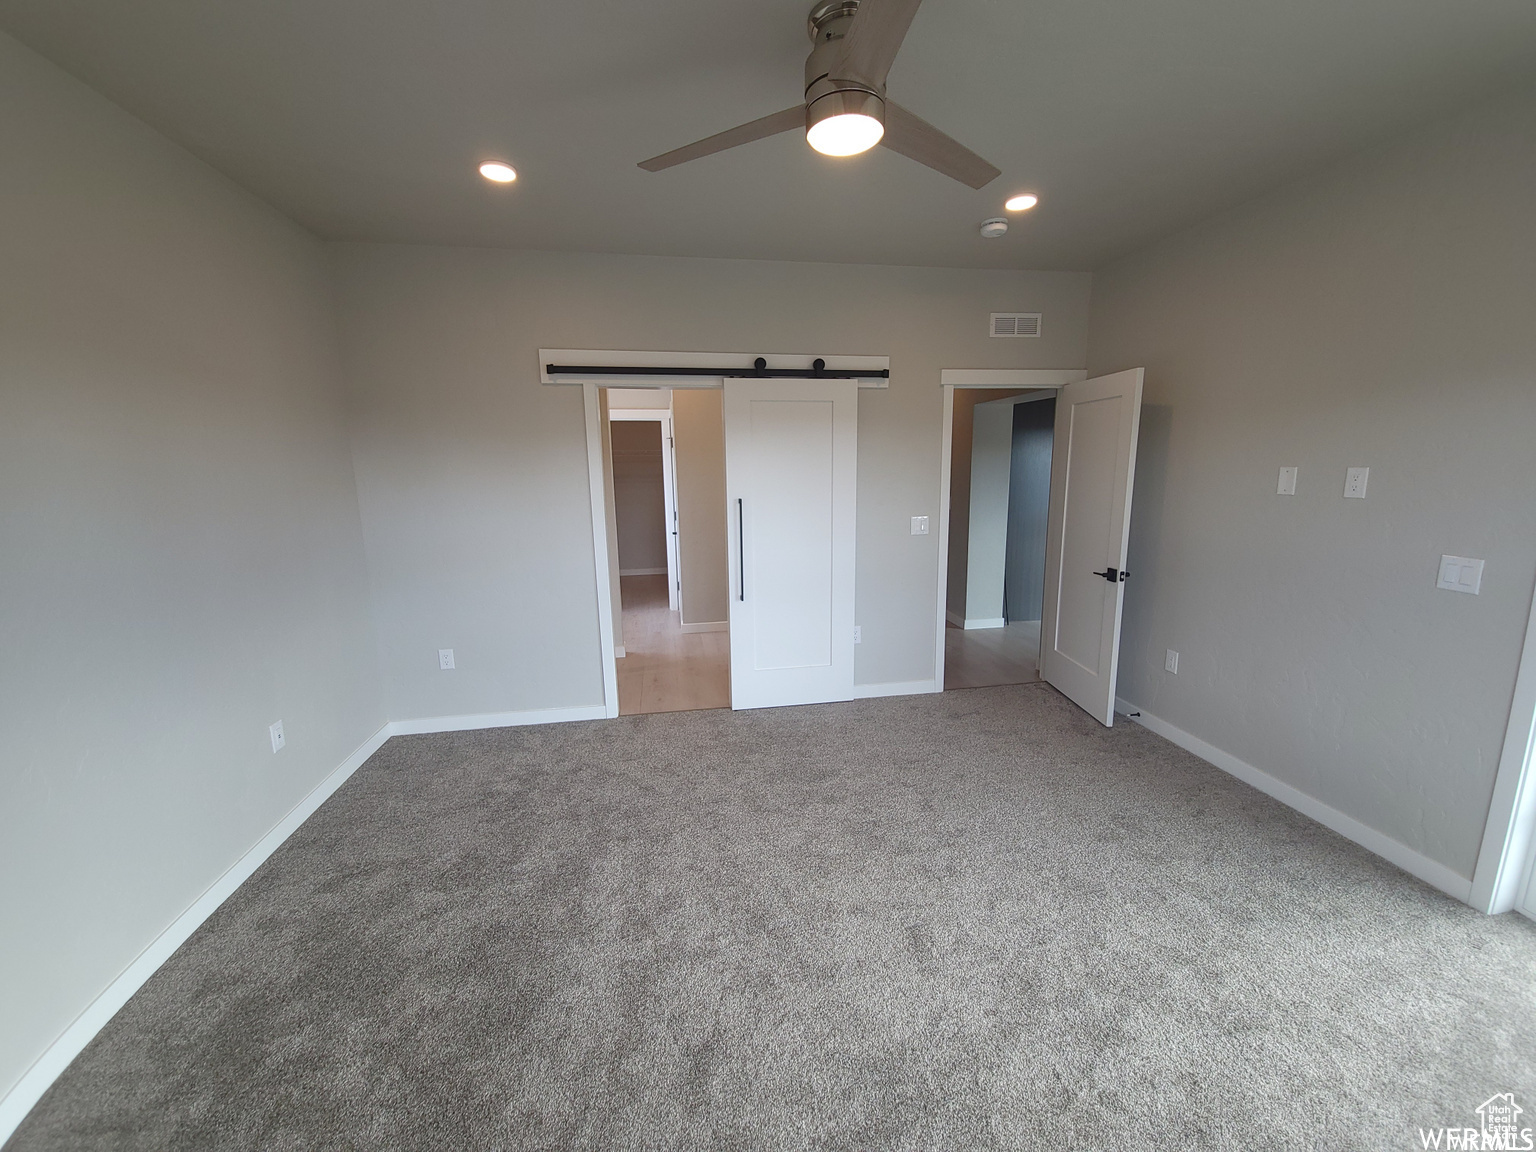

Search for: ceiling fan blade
xmin=638 ymin=106 xmax=805 ymax=172
xmin=880 ymin=100 xmax=1001 ymax=189
xmin=832 ymin=0 xmax=924 ymax=89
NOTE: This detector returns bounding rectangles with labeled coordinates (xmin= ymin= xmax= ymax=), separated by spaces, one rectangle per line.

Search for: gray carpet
xmin=9 ymin=684 xmax=1535 ymax=1150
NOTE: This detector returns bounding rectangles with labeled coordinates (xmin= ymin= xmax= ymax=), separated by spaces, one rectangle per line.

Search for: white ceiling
xmin=3 ymin=0 xmax=1534 ymax=270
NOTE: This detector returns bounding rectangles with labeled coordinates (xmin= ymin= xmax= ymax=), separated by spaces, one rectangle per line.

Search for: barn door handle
xmin=1092 ymin=568 xmax=1129 ymax=583
xmin=737 ymin=498 xmax=745 ymax=601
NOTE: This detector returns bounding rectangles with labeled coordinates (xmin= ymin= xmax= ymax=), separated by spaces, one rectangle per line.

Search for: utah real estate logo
xmin=1420 ymin=1094 xmax=1533 ymax=1150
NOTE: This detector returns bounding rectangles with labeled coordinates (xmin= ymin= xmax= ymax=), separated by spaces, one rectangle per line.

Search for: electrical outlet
xmin=269 ymin=720 xmax=285 ymax=753
xmin=438 ymin=648 xmax=455 ymax=670
xmin=1165 ymin=650 xmax=1179 ymax=674
xmin=853 ymin=625 xmax=862 ymax=644
xmin=1277 ymin=467 xmax=1297 ymax=496
xmin=910 ymin=516 xmax=929 ymax=536
xmin=1344 ymin=467 xmax=1369 ymax=499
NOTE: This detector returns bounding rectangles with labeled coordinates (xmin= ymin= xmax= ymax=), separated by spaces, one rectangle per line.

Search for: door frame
xmin=934 ymin=370 xmax=1087 ymax=690
xmin=1469 ymin=575 xmax=1536 ymax=915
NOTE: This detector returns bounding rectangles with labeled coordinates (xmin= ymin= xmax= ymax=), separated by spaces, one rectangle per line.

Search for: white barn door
xmin=1039 ymin=368 xmax=1144 ymax=726
xmin=724 ymin=378 xmax=858 ymax=710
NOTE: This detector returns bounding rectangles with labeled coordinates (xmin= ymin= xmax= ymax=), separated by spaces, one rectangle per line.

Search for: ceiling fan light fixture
xmin=805 ymin=89 xmax=885 ymax=157
xmin=478 ymin=161 xmax=517 ymax=183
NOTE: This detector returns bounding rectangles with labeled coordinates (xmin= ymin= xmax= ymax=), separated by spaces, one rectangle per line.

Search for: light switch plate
xmin=1437 ymin=555 xmax=1484 ymax=595
xmin=1165 ymin=649 xmax=1179 ymax=674
xmin=269 ymin=720 xmax=285 ymax=753
xmin=438 ymin=648 xmax=455 ymax=670
xmin=1277 ymin=467 xmax=1297 ymax=496
xmin=910 ymin=516 xmax=929 ymax=535
xmin=1344 ymin=467 xmax=1369 ymax=498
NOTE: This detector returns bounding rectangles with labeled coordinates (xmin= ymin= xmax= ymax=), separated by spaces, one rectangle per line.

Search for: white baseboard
xmin=0 ymin=700 xmax=616 ymax=1143
xmin=0 ymin=720 xmax=392 ymax=1146
xmin=619 ymin=567 xmax=667 ymax=576
xmin=964 ymin=618 xmax=1005 ymax=630
xmin=679 ymin=620 xmax=728 ymax=634
xmin=853 ymin=679 xmax=939 ymax=699
xmin=1118 ymin=698 xmax=1474 ymax=904
xmin=388 ymin=704 xmax=607 ymax=736
xmin=945 ymin=610 xmax=966 ymax=629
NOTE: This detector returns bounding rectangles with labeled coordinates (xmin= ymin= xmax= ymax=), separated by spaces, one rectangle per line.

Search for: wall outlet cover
xmin=853 ymin=625 xmax=862 ymax=644
xmin=1344 ymin=467 xmax=1369 ymax=498
xmin=438 ymin=648 xmax=455 ymax=670
xmin=269 ymin=720 xmax=285 ymax=753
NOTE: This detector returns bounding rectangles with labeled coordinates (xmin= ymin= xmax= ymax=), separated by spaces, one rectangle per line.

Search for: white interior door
xmin=1039 ymin=368 xmax=1145 ymax=726
xmin=660 ymin=414 xmax=681 ymax=612
xmin=1519 ymin=848 xmax=1536 ymax=921
xmin=725 ymin=378 xmax=857 ymax=710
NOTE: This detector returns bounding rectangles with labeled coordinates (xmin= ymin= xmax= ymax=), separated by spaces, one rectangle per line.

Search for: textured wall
xmin=336 ymin=246 xmax=1091 ymax=711
xmin=1088 ymin=86 xmax=1536 ymax=878
xmin=0 ymin=32 xmax=381 ymax=1103
xmin=944 ymin=389 xmax=1029 ymax=623
xmin=964 ymin=400 xmax=1017 ymax=625
xmin=611 ymin=421 xmax=668 ymax=574
xmin=672 ymin=388 xmax=730 ymax=627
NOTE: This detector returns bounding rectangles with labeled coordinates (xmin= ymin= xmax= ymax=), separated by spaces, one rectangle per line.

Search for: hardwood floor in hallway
xmin=944 ymin=620 xmax=1042 ymax=690
xmin=617 ymin=574 xmax=730 ymax=715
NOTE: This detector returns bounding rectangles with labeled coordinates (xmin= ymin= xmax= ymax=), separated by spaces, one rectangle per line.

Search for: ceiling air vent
xmin=990 ymin=312 xmax=1042 ymax=338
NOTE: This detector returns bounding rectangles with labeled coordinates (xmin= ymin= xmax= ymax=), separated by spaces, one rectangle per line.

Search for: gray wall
xmin=336 ymin=245 xmax=1091 ymax=710
xmin=611 ymin=421 xmax=668 ymax=574
xmin=945 ymin=389 xmax=1029 ymax=623
xmin=1004 ymin=397 xmax=1056 ymax=623
xmin=599 ymin=394 xmax=623 ymax=656
xmin=0 ymin=31 xmax=382 ymax=1102
xmin=1087 ymin=85 xmax=1536 ymax=879
xmin=672 ymin=388 xmax=730 ymax=627
xmin=964 ymin=399 xmax=1018 ymax=626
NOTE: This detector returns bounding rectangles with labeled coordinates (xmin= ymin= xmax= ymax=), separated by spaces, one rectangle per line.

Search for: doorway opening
xmin=934 ymin=368 xmax=1143 ymax=727
xmin=602 ymin=388 xmax=731 ymax=716
xmin=942 ymin=388 xmax=1056 ymax=690
xmin=579 ymin=361 xmax=869 ymax=718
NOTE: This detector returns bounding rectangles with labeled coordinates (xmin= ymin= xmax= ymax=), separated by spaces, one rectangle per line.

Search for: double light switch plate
xmin=1437 ymin=556 xmax=1484 ymax=595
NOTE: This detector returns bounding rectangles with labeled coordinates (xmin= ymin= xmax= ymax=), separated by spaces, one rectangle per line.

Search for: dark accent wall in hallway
xmin=1004 ymin=398 xmax=1055 ymax=623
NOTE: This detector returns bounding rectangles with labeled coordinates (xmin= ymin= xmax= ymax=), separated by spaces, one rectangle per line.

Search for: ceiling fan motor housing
xmin=804 ymin=0 xmax=883 ymax=133
xmin=807 ymin=0 xmax=861 ymax=46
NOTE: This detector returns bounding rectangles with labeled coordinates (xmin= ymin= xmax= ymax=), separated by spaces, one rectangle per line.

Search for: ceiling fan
xmin=638 ymin=0 xmax=1001 ymax=189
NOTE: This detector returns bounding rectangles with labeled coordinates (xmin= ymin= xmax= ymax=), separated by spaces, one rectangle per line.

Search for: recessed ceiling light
xmin=479 ymin=161 xmax=518 ymax=183
xmin=1005 ymin=193 xmax=1038 ymax=212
